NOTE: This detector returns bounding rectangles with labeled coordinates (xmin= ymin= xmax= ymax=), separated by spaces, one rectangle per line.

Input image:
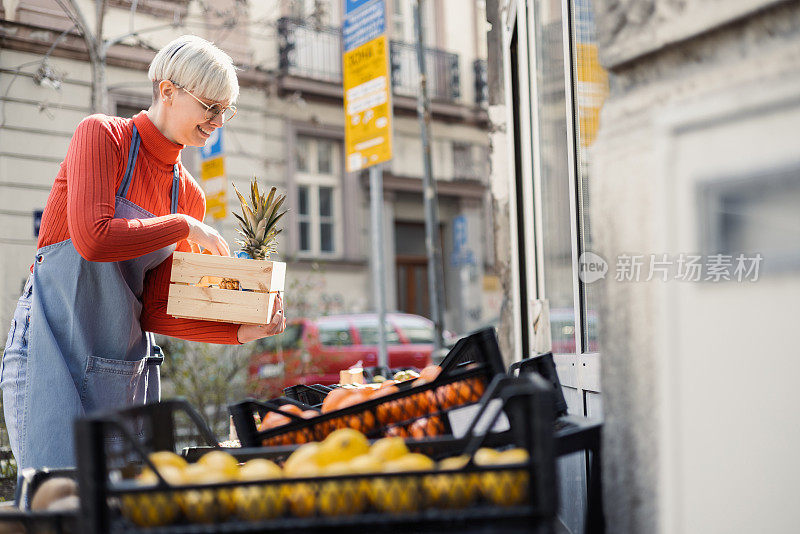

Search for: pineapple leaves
xmin=232 ymin=178 xmax=288 ymax=261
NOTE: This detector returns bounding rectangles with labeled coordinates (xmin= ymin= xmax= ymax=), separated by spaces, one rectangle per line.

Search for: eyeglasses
xmin=171 ymin=82 xmax=237 ymax=124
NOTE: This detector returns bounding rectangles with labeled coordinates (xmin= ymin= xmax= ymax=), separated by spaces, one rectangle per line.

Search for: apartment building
xmin=0 ymin=0 xmax=497 ymax=335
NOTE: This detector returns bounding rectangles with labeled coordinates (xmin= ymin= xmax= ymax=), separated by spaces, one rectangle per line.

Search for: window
xmin=530 ymin=0 xmax=576 ymax=354
xmin=294 ymin=136 xmax=342 ymax=256
xmin=254 ymin=323 xmax=304 ymax=352
xmin=390 ymin=0 xmax=434 ymax=45
xmin=393 ymin=316 xmax=434 ymax=344
xmin=569 ymin=0 xmax=608 ymax=351
xmin=353 ymin=318 xmax=401 ymax=345
xmin=318 ymin=321 xmax=353 ymax=346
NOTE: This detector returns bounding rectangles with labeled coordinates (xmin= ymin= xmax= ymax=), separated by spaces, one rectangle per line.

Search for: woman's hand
xmin=182 ymin=214 xmax=230 ymax=256
xmin=237 ymin=293 xmax=286 ymax=343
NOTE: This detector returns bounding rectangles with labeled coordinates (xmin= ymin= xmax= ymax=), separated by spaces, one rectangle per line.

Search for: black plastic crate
xmin=281 ymin=384 xmax=333 ymax=407
xmin=0 ymin=467 xmax=80 ymax=533
xmin=230 ymin=328 xmax=506 ymax=447
xmin=74 ymin=374 xmax=559 ymax=534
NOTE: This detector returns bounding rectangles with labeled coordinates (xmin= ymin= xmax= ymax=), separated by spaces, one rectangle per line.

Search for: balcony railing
xmin=277 ymin=17 xmax=461 ymax=103
xmin=278 ymin=18 xmax=343 ymax=83
xmin=389 ymin=41 xmax=460 ymax=101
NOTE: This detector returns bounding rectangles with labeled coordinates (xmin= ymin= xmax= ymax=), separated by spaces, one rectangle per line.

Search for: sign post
xmin=200 ymin=128 xmax=227 ymax=221
xmin=343 ymin=0 xmax=393 ymax=370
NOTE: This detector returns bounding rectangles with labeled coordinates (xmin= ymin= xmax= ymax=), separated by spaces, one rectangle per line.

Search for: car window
xmin=318 ymin=321 xmax=354 ymax=347
xmin=353 ymin=319 xmax=401 ymax=345
xmin=392 ymin=316 xmax=434 ymax=344
xmin=253 ymin=323 xmax=303 ymax=352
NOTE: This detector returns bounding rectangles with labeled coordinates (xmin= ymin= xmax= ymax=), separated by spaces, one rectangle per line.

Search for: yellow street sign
xmin=200 ymin=156 xmax=226 ymax=220
xmin=343 ymin=35 xmax=393 ymax=172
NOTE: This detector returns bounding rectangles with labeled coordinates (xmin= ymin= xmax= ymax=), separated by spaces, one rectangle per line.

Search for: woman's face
xmin=160 ymin=82 xmax=229 ymax=147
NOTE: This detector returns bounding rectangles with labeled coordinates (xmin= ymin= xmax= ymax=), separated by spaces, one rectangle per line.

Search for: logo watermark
xmin=578 ymin=252 xmax=609 ymax=283
xmin=578 ymin=252 xmax=762 ymax=283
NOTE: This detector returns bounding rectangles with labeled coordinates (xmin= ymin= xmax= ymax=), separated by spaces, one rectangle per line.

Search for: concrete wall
xmin=590 ymin=0 xmax=800 ymax=531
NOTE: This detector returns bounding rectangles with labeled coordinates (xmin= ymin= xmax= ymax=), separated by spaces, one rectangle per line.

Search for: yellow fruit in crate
xmin=369 ymin=475 xmax=420 ymax=514
xmin=473 ymin=447 xmax=500 ymax=466
xmin=475 ymin=449 xmax=530 ymax=507
xmin=233 ymin=459 xmax=285 ymax=521
xmin=284 ymin=442 xmax=322 ymax=477
xmin=148 ymin=451 xmax=188 ymax=472
xmin=197 ymin=450 xmax=240 ymax=479
xmin=348 ymin=454 xmax=382 ymax=474
xmin=382 ymin=453 xmax=434 ymax=473
xmin=317 ymin=462 xmax=367 ymax=517
xmin=369 ymin=437 xmax=409 ymax=463
xmin=423 ymin=455 xmax=481 ymax=510
xmin=179 ymin=462 xmax=238 ymax=523
xmin=315 ymin=428 xmax=370 ymax=467
xmin=121 ymin=465 xmax=183 ymax=527
xmin=438 ymin=455 xmax=470 ymax=470
xmin=284 ymin=458 xmax=322 ymax=518
xmin=498 ymin=448 xmax=529 ymax=464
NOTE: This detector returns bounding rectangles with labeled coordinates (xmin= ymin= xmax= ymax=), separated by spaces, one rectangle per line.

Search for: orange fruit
xmin=335 ymin=390 xmax=371 ymax=411
xmin=378 ymin=379 xmax=397 ymax=389
xmin=409 ymin=416 xmax=445 ymax=439
xmin=278 ymin=404 xmax=303 ymax=416
xmin=419 ymin=365 xmax=442 ymax=382
xmin=300 ymin=410 xmax=319 ymax=419
xmin=258 ymin=412 xmax=290 ymax=432
xmin=321 ymin=388 xmax=352 ymax=413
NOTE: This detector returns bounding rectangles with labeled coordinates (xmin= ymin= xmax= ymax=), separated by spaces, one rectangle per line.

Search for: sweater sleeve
xmin=140 ymin=179 xmax=242 ymax=344
xmin=65 ymin=115 xmax=190 ymax=262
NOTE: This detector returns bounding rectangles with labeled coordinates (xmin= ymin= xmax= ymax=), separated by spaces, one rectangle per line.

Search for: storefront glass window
xmin=532 ymin=0 xmax=576 ymax=354
xmin=570 ymin=0 xmax=608 ymax=352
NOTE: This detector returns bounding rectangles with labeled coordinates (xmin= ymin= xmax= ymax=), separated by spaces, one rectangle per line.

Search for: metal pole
xmin=414 ymin=0 xmax=445 ymax=350
xmin=369 ymin=164 xmax=389 ymax=369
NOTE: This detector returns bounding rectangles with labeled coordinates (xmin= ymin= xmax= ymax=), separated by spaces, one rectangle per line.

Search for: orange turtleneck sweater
xmin=37 ymin=112 xmax=241 ymax=344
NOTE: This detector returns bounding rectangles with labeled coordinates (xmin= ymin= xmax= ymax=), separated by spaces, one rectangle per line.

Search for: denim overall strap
xmin=117 ymin=124 xmax=141 ymax=199
xmin=3 ymin=123 xmax=181 ymax=470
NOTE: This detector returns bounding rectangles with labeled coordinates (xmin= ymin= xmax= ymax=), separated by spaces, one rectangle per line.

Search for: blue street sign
xmin=345 ymin=0 xmax=375 ymax=16
xmin=343 ymin=0 xmax=385 ymax=52
xmin=200 ymin=127 xmax=223 ymax=159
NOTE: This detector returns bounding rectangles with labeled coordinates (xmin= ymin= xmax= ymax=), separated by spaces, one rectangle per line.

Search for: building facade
xmin=493 ymin=0 xmax=800 ymax=532
xmin=0 ymin=0 xmax=498 ymax=337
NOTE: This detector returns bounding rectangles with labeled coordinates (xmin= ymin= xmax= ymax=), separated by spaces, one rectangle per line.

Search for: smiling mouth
xmin=197 ymin=125 xmax=213 ymax=136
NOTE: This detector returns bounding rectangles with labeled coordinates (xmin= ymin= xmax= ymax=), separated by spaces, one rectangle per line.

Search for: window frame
xmin=287 ymin=122 xmax=356 ymax=260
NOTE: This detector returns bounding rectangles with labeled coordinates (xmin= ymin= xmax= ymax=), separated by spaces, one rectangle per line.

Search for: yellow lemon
xmin=197 ymin=450 xmax=239 ymax=480
xmin=348 ymin=454 xmax=382 ymax=474
xmin=497 ymin=448 xmax=529 ymax=465
xmin=369 ymin=476 xmax=420 ymax=514
xmin=285 ymin=482 xmax=316 ymax=517
xmin=234 ymin=459 xmax=285 ymax=521
xmin=148 ymin=451 xmax=188 ymax=472
xmin=179 ymin=463 xmax=236 ymax=523
xmin=121 ymin=465 xmax=182 ymax=527
xmin=479 ymin=470 xmax=528 ymax=506
xmin=383 ymin=453 xmax=434 ymax=473
xmin=369 ymin=437 xmax=409 ymax=463
xmin=284 ymin=442 xmax=322 ymax=477
xmin=316 ymin=428 xmax=370 ymax=467
xmin=438 ymin=455 xmax=470 ymax=470
xmin=473 ymin=447 xmax=500 ymax=466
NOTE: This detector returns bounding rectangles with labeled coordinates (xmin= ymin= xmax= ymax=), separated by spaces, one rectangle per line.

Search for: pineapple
xmin=219 ymin=178 xmax=287 ymax=290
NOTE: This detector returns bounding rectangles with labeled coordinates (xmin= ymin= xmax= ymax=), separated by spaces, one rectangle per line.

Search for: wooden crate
xmin=167 ymin=251 xmax=286 ymax=325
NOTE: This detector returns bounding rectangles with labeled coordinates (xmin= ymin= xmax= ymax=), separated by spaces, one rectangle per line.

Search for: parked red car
xmin=247 ymin=313 xmax=438 ymax=397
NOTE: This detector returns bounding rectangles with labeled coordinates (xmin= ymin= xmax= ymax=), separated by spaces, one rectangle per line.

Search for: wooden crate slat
xmin=167 ymin=285 xmax=278 ymax=325
xmin=169 ymin=251 xmax=286 ymax=292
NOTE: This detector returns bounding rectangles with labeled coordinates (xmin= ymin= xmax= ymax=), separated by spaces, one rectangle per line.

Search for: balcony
xmin=277 ymin=17 xmax=461 ymax=103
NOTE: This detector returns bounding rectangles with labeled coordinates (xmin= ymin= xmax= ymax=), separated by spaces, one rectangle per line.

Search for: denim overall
xmin=1 ymin=125 xmax=179 ymax=470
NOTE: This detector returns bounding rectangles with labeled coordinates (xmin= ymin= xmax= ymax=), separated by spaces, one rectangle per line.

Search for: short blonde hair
xmin=148 ymin=35 xmax=239 ymax=104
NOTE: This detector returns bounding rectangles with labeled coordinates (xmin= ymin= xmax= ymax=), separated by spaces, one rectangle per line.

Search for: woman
xmin=0 ymin=35 xmax=285 ymax=470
